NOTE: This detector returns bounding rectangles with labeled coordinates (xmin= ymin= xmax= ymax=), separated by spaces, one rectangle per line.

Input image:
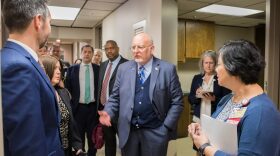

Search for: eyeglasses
xmin=130 ymin=45 xmax=152 ymax=51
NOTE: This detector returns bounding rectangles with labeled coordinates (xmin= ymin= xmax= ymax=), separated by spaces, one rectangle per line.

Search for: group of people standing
xmin=2 ymin=0 xmax=280 ymax=156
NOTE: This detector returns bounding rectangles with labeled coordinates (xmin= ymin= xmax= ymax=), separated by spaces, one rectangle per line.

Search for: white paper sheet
xmin=201 ymin=114 xmax=238 ymax=155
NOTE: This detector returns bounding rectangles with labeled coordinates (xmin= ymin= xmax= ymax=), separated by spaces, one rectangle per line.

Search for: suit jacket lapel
xmin=75 ymin=65 xmax=81 ymax=90
xmin=149 ymin=57 xmax=160 ymax=102
xmin=130 ymin=62 xmax=137 ymax=98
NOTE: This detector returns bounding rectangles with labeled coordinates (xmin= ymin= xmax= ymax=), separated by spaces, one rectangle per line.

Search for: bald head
xmin=131 ymin=33 xmax=154 ymax=65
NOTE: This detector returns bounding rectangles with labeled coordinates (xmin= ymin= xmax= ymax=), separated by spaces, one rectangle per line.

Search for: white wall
xmin=102 ymin=0 xmax=164 ymax=61
xmin=161 ymin=0 xmax=178 ymax=65
xmin=178 ymin=25 xmax=255 ymax=92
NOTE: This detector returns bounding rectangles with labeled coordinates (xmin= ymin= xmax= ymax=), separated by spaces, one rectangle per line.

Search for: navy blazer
xmin=96 ymin=56 xmax=128 ymax=110
xmin=188 ymin=74 xmax=231 ymax=118
xmin=1 ymin=41 xmax=64 ymax=156
xmin=65 ymin=63 xmax=99 ymax=114
xmin=104 ymin=57 xmax=184 ymax=148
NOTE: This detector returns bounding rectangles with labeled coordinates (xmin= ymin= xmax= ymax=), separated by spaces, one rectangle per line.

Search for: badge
xmin=227 ymin=107 xmax=247 ymax=124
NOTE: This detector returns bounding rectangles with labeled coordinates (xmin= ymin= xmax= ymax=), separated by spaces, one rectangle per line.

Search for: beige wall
xmin=178 ymin=25 xmax=255 ymax=92
xmin=161 ymin=0 xmax=178 ymax=65
xmin=102 ymin=0 xmax=175 ymax=61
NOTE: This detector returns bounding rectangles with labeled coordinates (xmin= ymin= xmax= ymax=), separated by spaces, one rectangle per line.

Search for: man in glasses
xmin=99 ymin=33 xmax=183 ymax=156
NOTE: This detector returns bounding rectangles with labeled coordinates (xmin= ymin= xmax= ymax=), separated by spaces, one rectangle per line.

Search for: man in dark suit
xmin=99 ymin=33 xmax=184 ymax=156
xmin=1 ymin=0 xmax=64 ymax=155
xmin=65 ymin=45 xmax=99 ymax=156
xmin=97 ymin=40 xmax=128 ymax=156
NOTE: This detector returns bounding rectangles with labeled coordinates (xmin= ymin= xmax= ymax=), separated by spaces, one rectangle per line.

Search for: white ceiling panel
xmin=48 ymin=0 xmax=85 ymax=8
xmin=51 ymin=20 xmax=73 ymax=27
xmin=84 ymin=1 xmax=121 ymax=10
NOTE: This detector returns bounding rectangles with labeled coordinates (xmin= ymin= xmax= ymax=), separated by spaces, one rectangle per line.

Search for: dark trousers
xmin=75 ymin=103 xmax=97 ymax=156
xmin=121 ymin=124 xmax=169 ymax=156
xmin=103 ymin=122 xmax=118 ymax=156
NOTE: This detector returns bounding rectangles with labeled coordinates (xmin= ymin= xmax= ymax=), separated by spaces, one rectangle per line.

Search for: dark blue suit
xmin=1 ymin=41 xmax=63 ymax=156
xmin=188 ymin=74 xmax=231 ymax=118
xmin=104 ymin=57 xmax=184 ymax=155
xmin=65 ymin=63 xmax=99 ymax=156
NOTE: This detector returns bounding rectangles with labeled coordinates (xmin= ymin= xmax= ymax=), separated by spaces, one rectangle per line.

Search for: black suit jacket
xmin=65 ymin=63 xmax=99 ymax=114
xmin=56 ymin=87 xmax=82 ymax=154
xmin=97 ymin=56 xmax=128 ymax=110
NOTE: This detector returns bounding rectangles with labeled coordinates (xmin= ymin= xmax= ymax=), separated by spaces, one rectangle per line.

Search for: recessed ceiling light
xmin=196 ymin=4 xmax=263 ymax=16
xmin=48 ymin=6 xmax=80 ymax=20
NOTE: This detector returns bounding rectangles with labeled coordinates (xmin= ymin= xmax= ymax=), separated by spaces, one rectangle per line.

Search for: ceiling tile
xmin=178 ymin=0 xmax=210 ymax=15
xmin=51 ymin=20 xmax=73 ymax=27
xmin=247 ymin=2 xmax=266 ymax=10
xmin=179 ymin=11 xmax=214 ymax=20
xmin=72 ymin=20 xmax=99 ymax=28
xmin=84 ymin=1 xmax=121 ymax=11
xmin=218 ymin=0 xmax=266 ymax=8
xmin=48 ymin=0 xmax=85 ymax=8
xmin=88 ymin=0 xmax=127 ymax=3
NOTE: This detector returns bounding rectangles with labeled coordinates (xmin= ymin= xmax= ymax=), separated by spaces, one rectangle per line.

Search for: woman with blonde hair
xmin=188 ymin=50 xmax=230 ymax=123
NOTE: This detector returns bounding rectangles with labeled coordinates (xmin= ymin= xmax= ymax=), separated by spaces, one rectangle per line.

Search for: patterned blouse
xmin=216 ymin=97 xmax=243 ymax=121
xmin=58 ymin=96 xmax=70 ymax=149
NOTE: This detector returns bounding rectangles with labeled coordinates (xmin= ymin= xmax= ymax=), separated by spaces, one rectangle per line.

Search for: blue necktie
xmin=138 ymin=66 xmax=145 ymax=84
xmin=84 ymin=64 xmax=91 ymax=104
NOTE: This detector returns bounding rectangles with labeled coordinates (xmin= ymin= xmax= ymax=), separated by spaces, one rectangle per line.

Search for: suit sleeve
xmin=188 ymin=75 xmax=201 ymax=107
xmin=163 ymin=65 xmax=184 ymax=130
xmin=2 ymin=63 xmax=47 ymax=155
xmin=65 ymin=67 xmax=72 ymax=93
xmin=103 ymin=65 xmax=122 ymax=121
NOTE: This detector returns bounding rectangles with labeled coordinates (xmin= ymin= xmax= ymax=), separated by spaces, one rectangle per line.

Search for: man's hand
xmin=98 ymin=111 xmax=112 ymax=127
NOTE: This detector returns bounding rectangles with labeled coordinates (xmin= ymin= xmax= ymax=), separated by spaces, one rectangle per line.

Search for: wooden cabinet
xmin=178 ymin=20 xmax=215 ymax=60
xmin=177 ymin=95 xmax=192 ymax=138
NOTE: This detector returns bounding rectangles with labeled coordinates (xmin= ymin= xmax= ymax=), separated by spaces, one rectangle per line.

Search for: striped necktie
xmin=138 ymin=66 xmax=145 ymax=84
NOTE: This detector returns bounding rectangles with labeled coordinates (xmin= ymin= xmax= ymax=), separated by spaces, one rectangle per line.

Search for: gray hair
xmin=199 ymin=50 xmax=217 ymax=74
xmin=2 ymin=0 xmax=49 ymax=33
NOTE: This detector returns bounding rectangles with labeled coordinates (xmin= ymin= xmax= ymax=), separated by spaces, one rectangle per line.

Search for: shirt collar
xmin=8 ymin=38 xmax=39 ymax=62
xmin=137 ymin=57 xmax=153 ymax=72
xmin=109 ymin=55 xmax=121 ymax=64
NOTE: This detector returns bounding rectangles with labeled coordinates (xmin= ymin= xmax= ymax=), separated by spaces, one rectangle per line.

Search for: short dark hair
xmin=219 ymin=39 xmax=265 ymax=84
xmin=2 ymin=0 xmax=49 ymax=33
xmin=105 ymin=40 xmax=118 ymax=47
xmin=81 ymin=45 xmax=94 ymax=53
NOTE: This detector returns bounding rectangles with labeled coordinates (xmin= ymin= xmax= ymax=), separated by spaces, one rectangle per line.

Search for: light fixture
xmin=48 ymin=6 xmax=80 ymax=20
xmin=196 ymin=4 xmax=263 ymax=16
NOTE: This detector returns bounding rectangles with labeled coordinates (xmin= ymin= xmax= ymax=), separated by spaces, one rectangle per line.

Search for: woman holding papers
xmin=188 ymin=40 xmax=280 ymax=156
xmin=188 ymin=50 xmax=230 ymax=123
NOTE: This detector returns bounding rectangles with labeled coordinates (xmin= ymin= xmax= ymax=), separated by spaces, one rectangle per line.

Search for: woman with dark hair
xmin=41 ymin=55 xmax=84 ymax=156
xmin=188 ymin=50 xmax=230 ymax=123
xmin=188 ymin=40 xmax=280 ymax=156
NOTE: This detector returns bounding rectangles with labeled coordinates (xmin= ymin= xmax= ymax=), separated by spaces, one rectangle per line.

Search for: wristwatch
xmin=198 ymin=142 xmax=211 ymax=156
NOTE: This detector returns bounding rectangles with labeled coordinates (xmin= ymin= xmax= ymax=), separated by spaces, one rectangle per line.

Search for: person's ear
xmin=33 ymin=14 xmax=43 ymax=31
